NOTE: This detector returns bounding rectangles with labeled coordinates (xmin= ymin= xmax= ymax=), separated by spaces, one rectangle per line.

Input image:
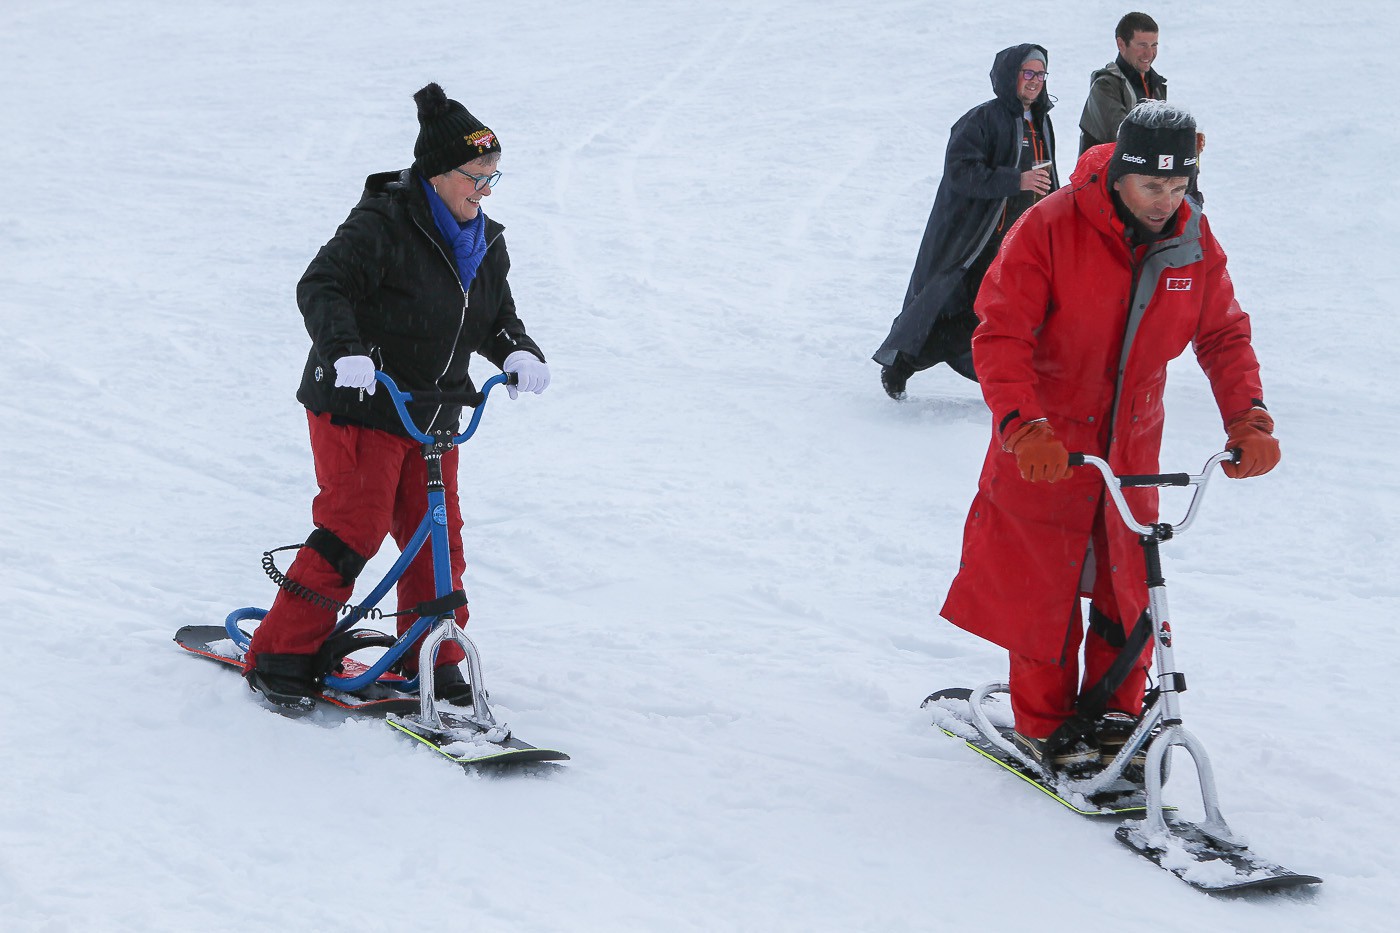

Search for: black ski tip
xmin=921 ymin=686 xmax=974 ymax=707
xmin=175 ymin=624 xmax=228 ymax=646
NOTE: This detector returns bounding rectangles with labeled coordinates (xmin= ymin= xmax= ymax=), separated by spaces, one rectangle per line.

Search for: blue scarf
xmin=419 ymin=176 xmax=489 ymax=290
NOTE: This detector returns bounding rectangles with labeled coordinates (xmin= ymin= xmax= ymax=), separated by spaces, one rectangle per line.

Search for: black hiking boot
xmin=245 ymin=653 xmax=321 ymax=712
xmin=880 ymin=362 xmax=912 ymax=400
xmin=432 ymin=664 xmax=476 ymax=707
xmin=1011 ymin=731 xmax=1100 ymax=775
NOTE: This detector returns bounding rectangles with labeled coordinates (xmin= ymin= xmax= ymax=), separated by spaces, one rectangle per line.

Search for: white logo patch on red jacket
xmin=1165 ymin=277 xmax=1192 ymax=291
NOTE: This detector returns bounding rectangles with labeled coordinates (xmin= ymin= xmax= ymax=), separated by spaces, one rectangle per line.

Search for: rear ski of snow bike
xmin=926 ymin=450 xmax=1319 ymax=893
xmin=177 ymin=370 xmax=568 ymax=768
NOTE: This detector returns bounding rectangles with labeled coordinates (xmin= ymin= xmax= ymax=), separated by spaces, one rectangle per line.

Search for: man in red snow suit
xmin=940 ymin=100 xmax=1280 ymax=771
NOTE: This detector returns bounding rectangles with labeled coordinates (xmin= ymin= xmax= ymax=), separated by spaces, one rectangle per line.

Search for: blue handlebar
xmin=374 ymin=371 xmax=514 ymax=444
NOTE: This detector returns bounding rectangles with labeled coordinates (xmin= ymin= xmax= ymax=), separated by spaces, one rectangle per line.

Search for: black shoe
xmin=880 ymin=364 xmax=910 ymax=400
xmin=432 ymin=664 xmax=475 ymax=706
xmin=1095 ymin=711 xmax=1150 ymax=769
xmin=1011 ymin=731 xmax=1099 ymax=774
xmin=245 ymin=653 xmax=321 ymax=712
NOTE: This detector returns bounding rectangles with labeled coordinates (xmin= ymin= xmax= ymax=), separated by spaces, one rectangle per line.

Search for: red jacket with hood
xmin=940 ymin=144 xmax=1265 ymax=661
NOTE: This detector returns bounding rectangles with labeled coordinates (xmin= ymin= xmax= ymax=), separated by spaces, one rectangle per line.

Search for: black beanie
xmin=1107 ymin=100 xmax=1198 ymax=186
xmin=412 ymin=83 xmax=501 ymax=179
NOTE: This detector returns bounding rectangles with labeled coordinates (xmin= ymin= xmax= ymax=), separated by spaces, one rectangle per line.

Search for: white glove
xmin=502 ymin=350 xmax=550 ymax=400
xmin=333 ymin=355 xmax=376 ymax=394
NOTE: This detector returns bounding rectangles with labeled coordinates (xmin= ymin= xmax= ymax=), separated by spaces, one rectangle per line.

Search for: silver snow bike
xmin=936 ymin=450 xmax=1321 ymax=892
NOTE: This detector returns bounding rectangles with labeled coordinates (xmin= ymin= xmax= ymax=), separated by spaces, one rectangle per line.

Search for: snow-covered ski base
xmin=925 ymin=686 xmax=1322 ymax=893
xmin=1116 ymin=820 xmax=1322 ymax=894
xmin=174 ymin=625 xmax=569 ymax=767
xmin=386 ymin=712 xmax=569 ymax=767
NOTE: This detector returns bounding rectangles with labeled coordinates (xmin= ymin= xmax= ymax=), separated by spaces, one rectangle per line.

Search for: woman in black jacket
xmin=245 ymin=83 xmax=549 ymax=709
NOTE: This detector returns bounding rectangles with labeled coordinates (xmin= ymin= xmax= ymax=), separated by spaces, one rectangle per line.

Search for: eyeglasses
xmin=1020 ymin=69 xmax=1049 ymax=81
xmin=450 ymin=168 xmax=502 ymax=191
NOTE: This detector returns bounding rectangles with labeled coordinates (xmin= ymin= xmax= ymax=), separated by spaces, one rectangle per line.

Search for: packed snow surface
xmin=2 ymin=1 xmax=1396 ymax=930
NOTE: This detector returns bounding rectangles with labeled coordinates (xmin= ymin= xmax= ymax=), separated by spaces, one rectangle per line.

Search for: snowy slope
xmin=2 ymin=0 xmax=1396 ymax=929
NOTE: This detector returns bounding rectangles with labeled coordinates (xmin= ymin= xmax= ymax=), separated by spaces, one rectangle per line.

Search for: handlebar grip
xmin=504 ymin=372 xmax=519 ymax=385
xmin=1066 ymin=452 xmax=1189 ymax=486
xmin=1119 ymin=473 xmax=1191 ymax=487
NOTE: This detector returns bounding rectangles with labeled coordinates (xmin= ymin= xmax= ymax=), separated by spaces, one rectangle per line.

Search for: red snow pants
xmin=246 ymin=411 xmax=468 ymax=672
xmin=1008 ymin=507 xmax=1153 ymax=739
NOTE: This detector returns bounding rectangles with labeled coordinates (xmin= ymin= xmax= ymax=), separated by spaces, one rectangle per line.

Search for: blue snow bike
xmin=175 ymin=370 xmax=568 ymax=767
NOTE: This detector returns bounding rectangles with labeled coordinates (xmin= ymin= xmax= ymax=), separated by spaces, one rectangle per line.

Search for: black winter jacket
xmin=295 ymin=169 xmax=544 ymax=438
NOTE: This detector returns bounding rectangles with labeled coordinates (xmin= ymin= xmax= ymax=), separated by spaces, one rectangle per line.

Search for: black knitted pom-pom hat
xmin=412 ymin=83 xmax=500 ymax=179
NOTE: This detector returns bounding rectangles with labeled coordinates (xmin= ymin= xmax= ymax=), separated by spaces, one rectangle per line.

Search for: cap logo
xmin=1184 ymin=156 xmax=1197 ymax=166
xmin=1158 ymin=154 xmax=1175 ymax=170
xmin=1121 ymin=153 xmax=1147 ymax=164
xmin=464 ymin=129 xmax=496 ymax=150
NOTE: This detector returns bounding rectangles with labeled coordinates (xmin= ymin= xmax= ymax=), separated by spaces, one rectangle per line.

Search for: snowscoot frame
xmin=225 ymin=370 xmax=513 ymax=740
xmin=966 ymin=449 xmax=1244 ymax=847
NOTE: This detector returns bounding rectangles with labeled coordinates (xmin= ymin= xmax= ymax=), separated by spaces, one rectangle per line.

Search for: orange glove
xmin=1003 ymin=419 xmax=1072 ymax=483
xmin=1222 ymin=408 xmax=1280 ymax=478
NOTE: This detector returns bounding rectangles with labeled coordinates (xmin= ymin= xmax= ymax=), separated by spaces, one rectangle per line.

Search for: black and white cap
xmin=1108 ymin=100 xmax=1199 ymax=185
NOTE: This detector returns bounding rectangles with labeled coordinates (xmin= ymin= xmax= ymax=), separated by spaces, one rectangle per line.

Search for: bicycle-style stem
xmin=1066 ymin=448 xmax=1247 ymax=845
xmin=312 ymin=371 xmax=518 ymax=690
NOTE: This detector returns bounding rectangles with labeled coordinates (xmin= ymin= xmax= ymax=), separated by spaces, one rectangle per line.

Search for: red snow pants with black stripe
xmin=246 ymin=410 xmax=468 ymax=672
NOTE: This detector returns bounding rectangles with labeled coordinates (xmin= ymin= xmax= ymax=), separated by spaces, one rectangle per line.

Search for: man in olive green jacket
xmin=1078 ymin=12 xmax=1167 ymax=155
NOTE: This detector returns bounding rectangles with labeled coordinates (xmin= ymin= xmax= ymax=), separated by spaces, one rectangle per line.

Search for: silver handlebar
xmin=1073 ymin=450 xmax=1236 ymax=536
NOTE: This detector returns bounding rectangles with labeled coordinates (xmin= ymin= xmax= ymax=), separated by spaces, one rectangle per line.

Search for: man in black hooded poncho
xmin=874 ymin=44 xmax=1059 ymax=397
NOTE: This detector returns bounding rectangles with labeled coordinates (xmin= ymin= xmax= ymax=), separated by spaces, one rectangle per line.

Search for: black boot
xmin=432 ymin=664 xmax=476 ymax=706
xmin=880 ymin=361 xmax=912 ymax=400
xmin=245 ymin=653 xmax=321 ymax=712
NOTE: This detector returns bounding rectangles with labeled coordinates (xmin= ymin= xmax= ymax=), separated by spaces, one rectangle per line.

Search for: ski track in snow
xmin=2 ymin=1 xmax=1396 ymax=930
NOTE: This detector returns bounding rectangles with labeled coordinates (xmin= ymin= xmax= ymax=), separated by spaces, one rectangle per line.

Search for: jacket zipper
xmin=1107 ymin=237 xmax=1172 ymax=454
xmin=433 ymin=231 xmax=505 ymax=384
xmin=408 ymin=217 xmax=501 ymax=430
